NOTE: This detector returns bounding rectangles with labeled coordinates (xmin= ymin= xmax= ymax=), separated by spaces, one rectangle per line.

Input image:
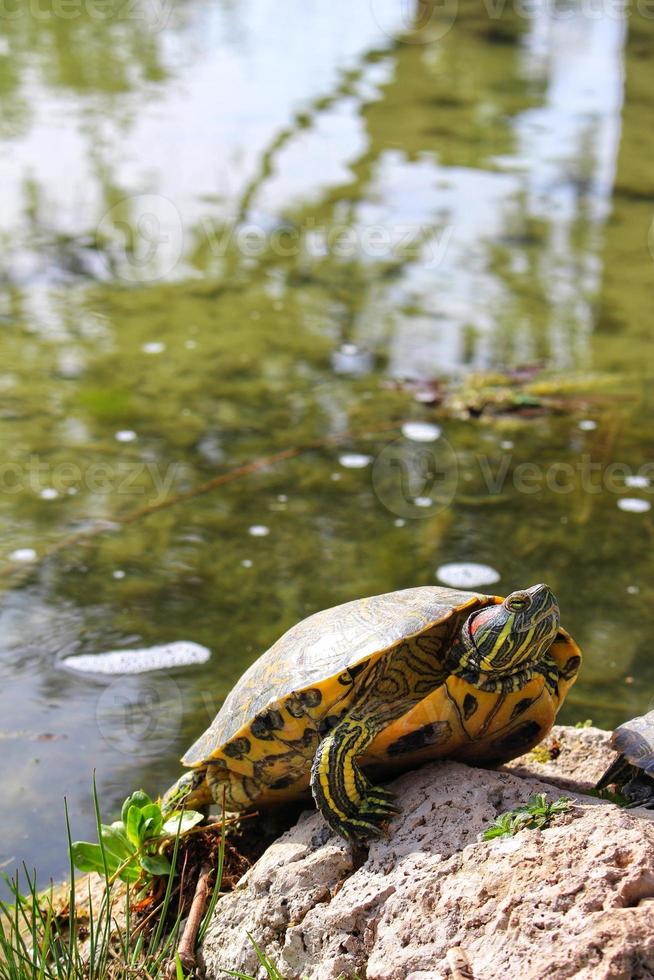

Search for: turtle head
xmin=458 ymin=583 xmax=560 ymax=675
xmin=160 ymin=769 xmax=209 ymax=818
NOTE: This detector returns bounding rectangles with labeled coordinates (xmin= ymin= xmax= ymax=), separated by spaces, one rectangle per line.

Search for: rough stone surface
xmin=502 ymin=723 xmax=613 ymax=792
xmin=201 ymin=727 xmax=654 ymax=980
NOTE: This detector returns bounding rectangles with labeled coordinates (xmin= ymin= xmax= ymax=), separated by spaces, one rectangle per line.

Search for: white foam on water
xmin=401 ymin=421 xmax=441 ymax=442
xmin=62 ymin=641 xmax=211 ymax=675
xmin=436 ymin=562 xmax=501 ymax=589
xmin=248 ymin=524 xmax=270 ymax=537
xmin=625 ymin=475 xmax=650 ymax=489
xmin=338 ymin=453 xmax=372 ymax=469
xmin=9 ymin=548 xmax=38 ymax=563
xmin=617 ymin=498 xmax=651 ymax=514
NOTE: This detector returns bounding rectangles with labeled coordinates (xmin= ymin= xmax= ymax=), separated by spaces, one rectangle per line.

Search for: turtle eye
xmin=506 ymin=594 xmax=529 ymax=612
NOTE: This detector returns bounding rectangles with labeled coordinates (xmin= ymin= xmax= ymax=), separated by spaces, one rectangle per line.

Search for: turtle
xmin=595 ymin=709 xmax=654 ymax=808
xmin=162 ymin=583 xmax=581 ymax=840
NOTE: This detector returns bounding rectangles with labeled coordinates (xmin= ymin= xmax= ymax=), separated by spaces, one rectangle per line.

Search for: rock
xmin=201 ymin=726 xmax=654 ymax=980
xmin=502 ymin=723 xmax=614 ymax=792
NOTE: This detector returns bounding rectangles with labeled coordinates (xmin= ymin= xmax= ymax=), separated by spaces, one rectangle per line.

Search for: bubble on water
xmin=414 ymin=496 xmax=433 ymax=508
xmin=277 ymin=494 xmax=288 ymax=503
xmin=338 ymin=453 xmax=372 ymax=469
xmin=617 ymin=498 xmax=651 ymax=513
xmin=436 ymin=562 xmax=501 ymax=588
xmin=62 ymin=641 xmax=211 ymax=675
xmin=394 ymin=518 xmax=406 ymax=527
xmin=40 ymin=488 xmax=59 ymax=500
xmin=198 ymin=434 xmax=224 ymax=465
xmin=578 ymin=420 xmax=597 ymax=431
xmin=241 ymin=559 xmax=253 ymax=568
xmin=9 ymin=548 xmax=37 ymax=563
xmin=401 ymin=421 xmax=442 ymax=443
xmin=625 ymin=475 xmax=650 ymax=489
xmin=113 ymin=570 xmax=126 ymax=580
xmin=500 ymin=440 xmax=514 ymax=450
xmin=248 ymin=525 xmax=270 ymax=537
xmin=626 ymin=585 xmax=640 ymax=595
xmin=143 ymin=341 xmax=166 ymax=354
xmin=115 ymin=430 xmax=137 ymax=443
xmin=331 ymin=344 xmax=373 ymax=376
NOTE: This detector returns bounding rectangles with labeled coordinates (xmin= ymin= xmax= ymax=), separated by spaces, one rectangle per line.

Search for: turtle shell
xmin=611 ymin=709 xmax=654 ymax=777
xmin=182 ymin=586 xmax=487 ymax=766
xmin=182 ymin=586 xmax=581 ymax=806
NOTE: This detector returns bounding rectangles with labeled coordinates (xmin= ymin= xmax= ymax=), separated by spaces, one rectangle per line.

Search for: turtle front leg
xmin=311 ymin=639 xmax=451 ymax=840
xmin=310 ymin=716 xmax=400 ymax=840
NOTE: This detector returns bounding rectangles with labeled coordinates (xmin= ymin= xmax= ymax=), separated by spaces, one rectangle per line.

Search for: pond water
xmin=1 ymin=0 xmax=653 ymax=893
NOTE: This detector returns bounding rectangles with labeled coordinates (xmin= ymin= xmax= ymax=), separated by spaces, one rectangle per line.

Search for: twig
xmin=0 ymin=419 xmax=409 ymax=584
xmin=175 ymin=862 xmax=213 ymax=973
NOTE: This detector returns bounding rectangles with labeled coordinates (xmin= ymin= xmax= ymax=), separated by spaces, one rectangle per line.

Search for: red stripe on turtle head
xmin=468 ymin=605 xmax=501 ymax=636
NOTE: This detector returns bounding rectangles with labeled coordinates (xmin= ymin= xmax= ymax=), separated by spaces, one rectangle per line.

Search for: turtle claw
xmin=362 ymin=784 xmax=399 ymax=812
xmin=366 ymin=785 xmax=396 ymax=803
xmin=329 ymin=785 xmax=400 ymax=841
xmin=356 ymin=785 xmax=400 ymax=835
xmin=339 ymin=816 xmax=386 ymax=840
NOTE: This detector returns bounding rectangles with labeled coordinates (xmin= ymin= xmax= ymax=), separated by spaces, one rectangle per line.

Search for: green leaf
xmin=175 ymin=954 xmax=186 ymax=980
xmin=139 ymin=853 xmax=174 ymax=877
xmin=100 ymin=822 xmax=134 ymax=864
xmin=162 ymin=810 xmax=204 ymax=835
xmin=126 ymin=805 xmax=146 ymax=847
xmin=121 ymin=790 xmax=152 ymax=824
xmin=481 ymin=825 xmax=509 ymax=841
xmin=73 ymin=826 xmax=142 ymax=883
xmin=71 ymin=842 xmax=119 ymax=876
xmin=139 ymin=803 xmax=164 ymax=840
xmin=549 ymin=797 xmax=571 ymax=814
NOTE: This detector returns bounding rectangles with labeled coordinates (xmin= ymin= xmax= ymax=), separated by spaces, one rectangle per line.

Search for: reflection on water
xmin=0 ymin=0 xmax=653 ymax=891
